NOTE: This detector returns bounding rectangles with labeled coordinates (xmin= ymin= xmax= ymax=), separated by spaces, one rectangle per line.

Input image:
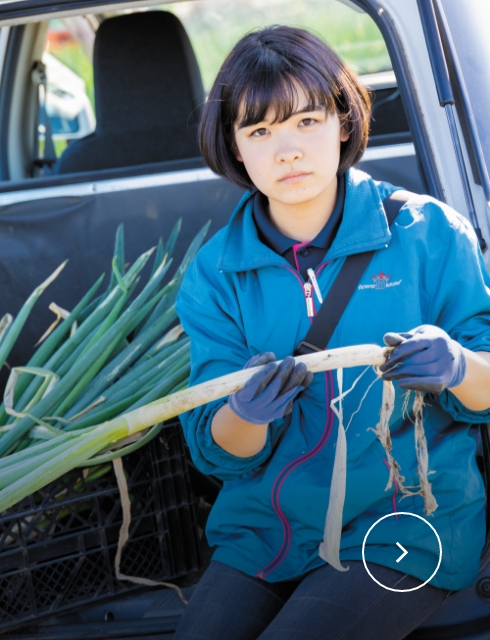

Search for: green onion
xmin=0 ymin=221 xmax=212 ymax=516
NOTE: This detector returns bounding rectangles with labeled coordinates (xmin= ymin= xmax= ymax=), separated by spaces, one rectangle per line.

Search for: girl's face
xmin=234 ymin=84 xmax=349 ymax=211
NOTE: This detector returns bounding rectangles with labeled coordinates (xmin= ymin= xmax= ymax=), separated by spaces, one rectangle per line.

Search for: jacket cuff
xmin=432 ymin=389 xmax=490 ymax=424
xmin=194 ymin=400 xmax=273 ymax=476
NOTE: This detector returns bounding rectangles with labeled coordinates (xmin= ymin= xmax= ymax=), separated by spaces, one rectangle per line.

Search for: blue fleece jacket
xmin=175 ymin=168 xmax=490 ymax=591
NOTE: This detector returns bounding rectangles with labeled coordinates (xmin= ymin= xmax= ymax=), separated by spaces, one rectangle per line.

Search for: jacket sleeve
xmin=175 ymin=260 xmax=276 ymax=481
xmin=428 ymin=207 xmax=490 ymax=422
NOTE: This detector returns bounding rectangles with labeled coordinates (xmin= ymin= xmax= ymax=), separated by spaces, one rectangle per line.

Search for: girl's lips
xmin=279 ymin=172 xmax=310 ymax=184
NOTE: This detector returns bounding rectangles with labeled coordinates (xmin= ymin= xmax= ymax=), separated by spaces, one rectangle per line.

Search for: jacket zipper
xmin=304 ymin=264 xmax=326 ymax=315
xmin=255 ymin=263 xmax=335 ymax=581
xmin=304 ymin=282 xmax=314 ymax=317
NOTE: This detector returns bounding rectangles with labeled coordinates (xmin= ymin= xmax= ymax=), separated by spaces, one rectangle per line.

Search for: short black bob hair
xmin=199 ymin=25 xmax=372 ymax=190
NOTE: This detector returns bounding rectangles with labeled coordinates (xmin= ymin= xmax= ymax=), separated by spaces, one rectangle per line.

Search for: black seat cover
xmin=55 ymin=11 xmax=204 ymax=174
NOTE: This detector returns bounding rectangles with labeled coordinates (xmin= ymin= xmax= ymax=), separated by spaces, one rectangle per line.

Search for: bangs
xmin=235 ymin=72 xmax=335 ymax=129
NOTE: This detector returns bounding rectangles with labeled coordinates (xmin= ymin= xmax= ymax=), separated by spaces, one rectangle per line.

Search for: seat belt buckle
xmin=293 ymin=340 xmax=323 ymax=357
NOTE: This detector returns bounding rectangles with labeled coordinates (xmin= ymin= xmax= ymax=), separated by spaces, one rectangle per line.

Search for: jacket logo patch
xmin=358 ymin=272 xmax=402 ymax=291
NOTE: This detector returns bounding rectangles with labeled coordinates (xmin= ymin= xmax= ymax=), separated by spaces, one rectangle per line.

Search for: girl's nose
xmin=276 ymin=144 xmax=303 ymax=164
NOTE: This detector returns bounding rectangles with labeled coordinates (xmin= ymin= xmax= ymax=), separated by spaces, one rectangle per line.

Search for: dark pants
xmin=174 ymin=559 xmax=451 ymax=640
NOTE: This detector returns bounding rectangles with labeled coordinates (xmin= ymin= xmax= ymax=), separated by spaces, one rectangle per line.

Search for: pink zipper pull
xmin=304 ymin=282 xmax=314 ymax=317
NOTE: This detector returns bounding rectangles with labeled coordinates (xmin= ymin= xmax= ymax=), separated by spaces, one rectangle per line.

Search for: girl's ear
xmin=339 ymin=114 xmax=350 ymax=143
xmin=231 ymin=138 xmax=243 ymax=162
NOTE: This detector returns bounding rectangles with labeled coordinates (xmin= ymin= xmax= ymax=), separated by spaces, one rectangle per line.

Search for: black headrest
xmin=94 ymin=11 xmax=203 ymax=131
xmin=55 ymin=11 xmax=204 ymax=174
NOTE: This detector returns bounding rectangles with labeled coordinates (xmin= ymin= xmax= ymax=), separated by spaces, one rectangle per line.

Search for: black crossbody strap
xmin=294 ymin=190 xmax=414 ymax=357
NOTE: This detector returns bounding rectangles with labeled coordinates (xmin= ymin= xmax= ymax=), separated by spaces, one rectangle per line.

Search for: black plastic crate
xmin=0 ymin=421 xmax=202 ymax=634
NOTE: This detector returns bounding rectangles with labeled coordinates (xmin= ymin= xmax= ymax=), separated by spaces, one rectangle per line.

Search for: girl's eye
xmin=299 ymin=118 xmax=317 ymax=127
xmin=251 ymin=127 xmax=268 ymax=137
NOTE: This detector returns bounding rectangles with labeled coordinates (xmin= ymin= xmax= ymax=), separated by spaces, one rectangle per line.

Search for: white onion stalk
xmin=0 ymin=345 xmax=387 ymax=512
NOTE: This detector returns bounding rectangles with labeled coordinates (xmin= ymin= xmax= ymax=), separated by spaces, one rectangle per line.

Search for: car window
xmin=41 ymin=17 xmax=96 ymax=158
xmin=2 ymin=0 xmax=423 ymax=192
xmin=165 ymin=0 xmax=392 ymax=92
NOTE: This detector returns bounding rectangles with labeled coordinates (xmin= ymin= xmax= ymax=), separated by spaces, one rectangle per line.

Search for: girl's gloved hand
xmin=228 ymin=352 xmax=314 ymax=425
xmin=379 ymin=324 xmax=467 ymax=394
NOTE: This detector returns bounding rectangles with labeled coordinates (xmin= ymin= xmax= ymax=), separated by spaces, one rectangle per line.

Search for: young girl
xmin=174 ymin=25 xmax=490 ymax=640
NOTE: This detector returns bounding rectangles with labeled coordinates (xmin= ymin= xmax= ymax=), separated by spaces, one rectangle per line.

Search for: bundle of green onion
xmin=0 ymin=220 xmax=210 ymax=513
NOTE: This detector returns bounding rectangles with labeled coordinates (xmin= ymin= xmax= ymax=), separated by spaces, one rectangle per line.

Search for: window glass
xmin=27 ymin=1 xmax=398 ymax=182
xmin=440 ymin=0 xmax=490 ymax=197
xmin=165 ymin=0 xmax=392 ymax=92
xmin=43 ymin=17 xmax=96 ymax=157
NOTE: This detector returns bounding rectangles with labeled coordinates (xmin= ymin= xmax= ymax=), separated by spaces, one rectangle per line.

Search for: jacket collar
xmin=217 ymin=168 xmax=394 ymax=273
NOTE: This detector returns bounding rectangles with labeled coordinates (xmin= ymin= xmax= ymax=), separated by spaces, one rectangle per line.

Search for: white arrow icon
xmin=396 ymin=542 xmax=408 ymax=563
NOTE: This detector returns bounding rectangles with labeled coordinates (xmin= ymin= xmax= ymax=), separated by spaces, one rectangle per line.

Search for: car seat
xmin=54 ymin=11 xmax=204 ymax=174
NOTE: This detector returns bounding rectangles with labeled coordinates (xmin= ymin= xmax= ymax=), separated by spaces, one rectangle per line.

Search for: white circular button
xmin=362 ymin=511 xmax=442 ymax=592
